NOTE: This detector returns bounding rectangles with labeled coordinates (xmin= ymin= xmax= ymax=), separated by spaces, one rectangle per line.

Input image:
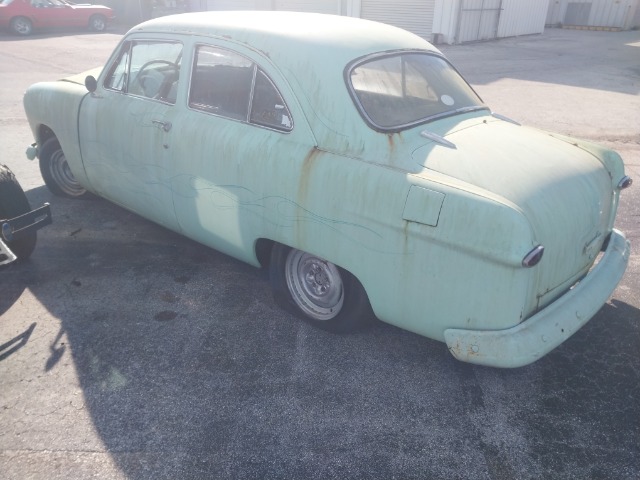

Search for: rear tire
xmin=10 ymin=16 xmax=32 ymax=36
xmin=39 ymin=137 xmax=88 ymax=198
xmin=0 ymin=165 xmax=37 ymax=261
xmin=88 ymin=14 xmax=106 ymax=32
xmin=269 ymin=243 xmax=373 ymax=333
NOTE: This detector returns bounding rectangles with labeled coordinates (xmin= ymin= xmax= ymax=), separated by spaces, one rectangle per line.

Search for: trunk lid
xmin=412 ymin=117 xmax=614 ymax=311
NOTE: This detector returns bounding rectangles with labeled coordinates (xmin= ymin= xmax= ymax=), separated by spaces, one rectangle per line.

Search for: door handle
xmin=152 ymin=120 xmax=172 ymax=132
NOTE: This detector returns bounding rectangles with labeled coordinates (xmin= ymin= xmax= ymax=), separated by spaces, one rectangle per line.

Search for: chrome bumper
xmin=0 ymin=203 xmax=52 ymax=266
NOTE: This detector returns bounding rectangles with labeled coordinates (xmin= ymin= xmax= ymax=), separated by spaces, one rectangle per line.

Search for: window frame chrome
xmin=345 ymin=49 xmax=487 ymax=133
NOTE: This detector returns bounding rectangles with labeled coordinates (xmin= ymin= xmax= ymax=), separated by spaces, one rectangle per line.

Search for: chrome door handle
xmin=152 ymin=120 xmax=172 ymax=132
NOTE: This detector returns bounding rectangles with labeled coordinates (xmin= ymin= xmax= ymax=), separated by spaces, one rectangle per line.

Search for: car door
xmin=78 ymin=38 xmax=183 ymax=232
xmin=168 ymin=43 xmax=316 ymax=263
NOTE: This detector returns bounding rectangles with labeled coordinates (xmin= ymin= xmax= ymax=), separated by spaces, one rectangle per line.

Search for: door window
xmin=104 ymin=41 xmax=183 ymax=105
xmin=189 ymin=45 xmax=293 ymax=132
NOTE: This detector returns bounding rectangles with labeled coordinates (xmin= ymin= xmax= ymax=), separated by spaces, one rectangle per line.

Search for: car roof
xmin=131 ymin=11 xmax=441 ymax=153
xmin=133 ymin=11 xmax=437 ymax=61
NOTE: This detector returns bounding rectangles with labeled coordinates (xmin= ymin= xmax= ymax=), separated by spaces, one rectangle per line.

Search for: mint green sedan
xmin=23 ymin=11 xmax=632 ymax=367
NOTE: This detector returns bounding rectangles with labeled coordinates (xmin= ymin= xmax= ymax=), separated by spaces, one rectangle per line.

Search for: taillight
xmin=522 ymin=245 xmax=544 ymax=268
xmin=617 ymin=176 xmax=632 ymax=190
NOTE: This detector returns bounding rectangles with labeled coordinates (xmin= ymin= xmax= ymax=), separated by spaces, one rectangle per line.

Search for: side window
xmin=104 ymin=40 xmax=183 ymax=105
xmin=189 ymin=46 xmax=253 ymax=121
xmin=104 ymin=43 xmax=130 ymax=92
xmin=189 ymin=45 xmax=293 ymax=131
xmin=33 ymin=0 xmax=64 ymax=8
xmin=250 ymin=69 xmax=293 ymax=131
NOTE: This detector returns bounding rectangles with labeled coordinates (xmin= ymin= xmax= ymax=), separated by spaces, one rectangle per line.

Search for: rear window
xmin=348 ymin=52 xmax=487 ymax=131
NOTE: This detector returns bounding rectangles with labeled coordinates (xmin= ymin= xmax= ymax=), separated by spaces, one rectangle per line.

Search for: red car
xmin=0 ymin=0 xmax=114 ymax=35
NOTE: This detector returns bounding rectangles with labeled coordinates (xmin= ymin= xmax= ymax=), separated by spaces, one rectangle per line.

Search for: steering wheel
xmin=133 ymin=60 xmax=179 ymax=99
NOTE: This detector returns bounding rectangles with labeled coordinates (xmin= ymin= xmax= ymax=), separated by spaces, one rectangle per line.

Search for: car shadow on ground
xmin=3 ymin=187 xmax=639 ymax=478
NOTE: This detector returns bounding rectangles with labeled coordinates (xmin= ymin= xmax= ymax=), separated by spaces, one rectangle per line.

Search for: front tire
xmin=39 ymin=137 xmax=88 ymax=198
xmin=269 ymin=244 xmax=373 ymax=333
xmin=0 ymin=165 xmax=36 ymax=261
xmin=10 ymin=16 xmax=32 ymax=36
xmin=88 ymin=14 xmax=106 ymax=32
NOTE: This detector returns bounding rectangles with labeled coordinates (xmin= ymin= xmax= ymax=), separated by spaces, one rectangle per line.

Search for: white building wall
xmin=633 ymin=1 xmax=640 ymax=27
xmin=198 ymin=0 xmax=551 ymax=45
xmin=432 ymin=0 xmax=547 ymax=45
xmin=203 ymin=0 xmax=264 ymax=10
xmin=203 ymin=0 xmax=342 ymax=13
xmin=276 ymin=0 xmax=340 ymax=13
xmin=546 ymin=0 xmax=639 ymax=29
xmin=359 ymin=0 xmax=437 ymax=39
xmin=498 ymin=0 xmax=548 ymax=37
xmin=432 ymin=0 xmax=459 ymax=44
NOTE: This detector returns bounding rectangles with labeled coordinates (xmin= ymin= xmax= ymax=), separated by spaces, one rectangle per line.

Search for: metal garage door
xmin=204 ymin=0 xmax=259 ymax=10
xmin=360 ymin=0 xmax=436 ymax=39
xmin=204 ymin=0 xmax=339 ymax=14
xmin=456 ymin=0 xmax=503 ymax=43
xmin=274 ymin=0 xmax=341 ymax=14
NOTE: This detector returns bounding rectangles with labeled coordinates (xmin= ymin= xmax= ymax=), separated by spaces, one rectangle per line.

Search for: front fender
xmin=23 ymin=81 xmax=91 ymax=188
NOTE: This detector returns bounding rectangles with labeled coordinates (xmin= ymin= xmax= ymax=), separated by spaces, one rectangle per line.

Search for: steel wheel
xmin=49 ymin=149 xmax=84 ymax=197
xmin=270 ymin=243 xmax=373 ymax=332
xmin=39 ymin=138 xmax=87 ymax=198
xmin=284 ymin=249 xmax=345 ymax=321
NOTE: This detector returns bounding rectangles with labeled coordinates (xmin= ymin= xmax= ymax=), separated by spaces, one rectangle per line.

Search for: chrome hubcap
xmin=285 ymin=250 xmax=344 ymax=321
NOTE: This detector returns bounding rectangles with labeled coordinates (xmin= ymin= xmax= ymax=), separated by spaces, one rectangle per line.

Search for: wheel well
xmin=255 ymin=238 xmax=275 ymax=268
xmin=37 ymin=125 xmax=56 ymax=147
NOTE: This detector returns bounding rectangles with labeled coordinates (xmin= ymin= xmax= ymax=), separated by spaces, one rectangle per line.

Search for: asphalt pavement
xmin=0 ymin=26 xmax=639 ymax=480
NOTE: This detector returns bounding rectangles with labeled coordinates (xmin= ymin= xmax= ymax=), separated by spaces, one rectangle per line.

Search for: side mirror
xmin=85 ymin=75 xmax=97 ymax=93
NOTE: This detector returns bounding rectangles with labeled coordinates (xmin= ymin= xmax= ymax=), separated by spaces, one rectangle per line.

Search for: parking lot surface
xmin=1 ymin=26 xmax=639 ymax=479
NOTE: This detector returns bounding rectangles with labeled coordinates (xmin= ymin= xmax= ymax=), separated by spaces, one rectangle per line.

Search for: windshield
xmin=0 ymin=0 xmax=15 ymax=5
xmin=348 ymin=52 xmax=487 ymax=131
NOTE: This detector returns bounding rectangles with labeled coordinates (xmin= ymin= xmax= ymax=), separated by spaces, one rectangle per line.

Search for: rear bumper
xmin=444 ymin=229 xmax=631 ymax=368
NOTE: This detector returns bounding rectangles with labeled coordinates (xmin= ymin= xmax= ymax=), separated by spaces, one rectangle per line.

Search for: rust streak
xmin=386 ymin=132 xmax=402 ymax=160
xmin=387 ymin=133 xmax=395 ymax=149
xmin=298 ymin=147 xmax=322 ymax=204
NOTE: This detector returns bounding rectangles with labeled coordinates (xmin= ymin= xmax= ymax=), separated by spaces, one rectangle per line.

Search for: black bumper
xmin=0 ymin=203 xmax=52 ymax=266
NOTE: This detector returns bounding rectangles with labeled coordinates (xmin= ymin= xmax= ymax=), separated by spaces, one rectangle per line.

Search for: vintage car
xmin=0 ymin=164 xmax=51 ymax=266
xmin=23 ymin=12 xmax=631 ymax=367
xmin=0 ymin=0 xmax=114 ymax=35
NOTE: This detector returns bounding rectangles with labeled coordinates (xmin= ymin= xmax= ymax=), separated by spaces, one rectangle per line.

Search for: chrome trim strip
xmin=419 ymin=130 xmax=457 ymax=149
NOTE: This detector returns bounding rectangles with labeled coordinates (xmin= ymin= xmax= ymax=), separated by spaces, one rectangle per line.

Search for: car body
xmin=23 ymin=12 xmax=632 ymax=367
xmin=0 ymin=0 xmax=114 ymax=35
